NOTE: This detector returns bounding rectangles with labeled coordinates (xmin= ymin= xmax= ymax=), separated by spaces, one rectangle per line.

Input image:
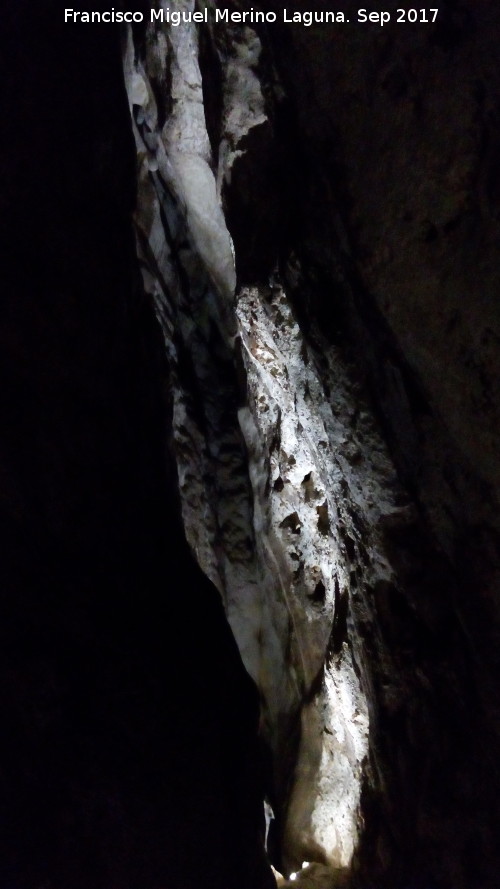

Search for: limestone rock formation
xmin=2 ymin=1 xmax=500 ymax=888
xmin=123 ymin=3 xmax=500 ymax=887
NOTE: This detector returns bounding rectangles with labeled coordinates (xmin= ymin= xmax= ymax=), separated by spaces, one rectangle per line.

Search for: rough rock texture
xmin=261 ymin=3 xmax=500 ymax=885
xmin=123 ymin=9 xmax=376 ymax=878
xmin=2 ymin=1 xmax=500 ymax=888
xmin=124 ymin=3 xmax=500 ymax=888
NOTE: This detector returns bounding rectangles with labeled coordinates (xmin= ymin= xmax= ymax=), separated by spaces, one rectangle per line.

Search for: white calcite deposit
xmin=121 ymin=2 xmax=431 ymax=876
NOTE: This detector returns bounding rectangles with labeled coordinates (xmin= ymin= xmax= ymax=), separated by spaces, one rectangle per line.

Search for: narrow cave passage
xmin=2 ymin=3 xmax=500 ymax=889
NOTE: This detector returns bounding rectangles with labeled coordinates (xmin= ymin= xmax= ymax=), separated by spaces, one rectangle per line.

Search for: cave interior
xmin=1 ymin=2 xmax=500 ymax=888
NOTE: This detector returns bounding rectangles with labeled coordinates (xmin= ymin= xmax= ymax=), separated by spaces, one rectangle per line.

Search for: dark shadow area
xmin=259 ymin=4 xmax=500 ymax=885
xmin=0 ymin=3 xmax=273 ymax=888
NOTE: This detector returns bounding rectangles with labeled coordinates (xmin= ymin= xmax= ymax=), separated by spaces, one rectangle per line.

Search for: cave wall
xmin=2 ymin=1 xmax=500 ymax=888
xmin=260 ymin=4 xmax=500 ymax=885
xmin=124 ymin=3 xmax=500 ymax=887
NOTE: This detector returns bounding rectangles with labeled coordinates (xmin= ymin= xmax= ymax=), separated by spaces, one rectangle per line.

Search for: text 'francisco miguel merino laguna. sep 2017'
xmin=64 ymin=7 xmax=440 ymax=27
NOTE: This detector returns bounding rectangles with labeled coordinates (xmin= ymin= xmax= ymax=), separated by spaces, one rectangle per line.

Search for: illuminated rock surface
xmin=1 ymin=2 xmax=500 ymax=888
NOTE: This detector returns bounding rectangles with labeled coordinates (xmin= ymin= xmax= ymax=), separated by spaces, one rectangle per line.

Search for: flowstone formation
xmin=123 ymin=5 xmax=374 ymax=875
xmin=123 ymin=2 xmax=500 ymax=887
xmin=1 ymin=0 xmax=499 ymax=886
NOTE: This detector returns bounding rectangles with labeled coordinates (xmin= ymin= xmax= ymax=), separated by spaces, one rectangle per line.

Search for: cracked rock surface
xmin=2 ymin=1 xmax=498 ymax=887
xmin=124 ymin=3 xmax=500 ymax=887
xmin=123 ymin=4 xmax=500 ymax=888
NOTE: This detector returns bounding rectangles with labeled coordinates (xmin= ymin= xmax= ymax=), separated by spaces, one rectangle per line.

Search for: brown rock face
xmin=257 ymin=2 xmax=500 ymax=885
xmin=267 ymin=0 xmax=500 ymax=500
